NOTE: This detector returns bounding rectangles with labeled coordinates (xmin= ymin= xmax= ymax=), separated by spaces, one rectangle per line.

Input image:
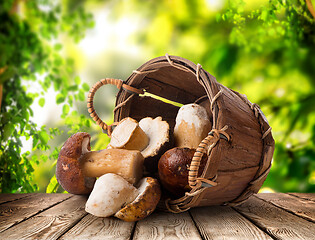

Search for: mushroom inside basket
xmin=57 ymin=55 xmax=275 ymax=220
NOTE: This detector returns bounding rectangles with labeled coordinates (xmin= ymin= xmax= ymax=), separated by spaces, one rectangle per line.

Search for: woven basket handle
xmin=87 ymin=78 xmax=143 ymax=136
xmin=188 ymin=127 xmax=230 ymax=190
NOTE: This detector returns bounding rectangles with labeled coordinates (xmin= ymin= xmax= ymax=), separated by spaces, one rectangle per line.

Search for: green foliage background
xmin=0 ymin=0 xmax=314 ymax=193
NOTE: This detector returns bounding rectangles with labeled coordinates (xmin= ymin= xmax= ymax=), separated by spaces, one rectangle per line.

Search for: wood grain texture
xmin=256 ymin=193 xmax=315 ymax=222
xmin=133 ymin=211 xmax=201 ymax=240
xmin=0 ymin=193 xmax=71 ymax=233
xmin=113 ymin=55 xmax=273 ymax=211
xmin=140 ymin=76 xmax=197 ymax=104
xmin=0 ymin=195 xmax=87 ymax=240
xmin=289 ymin=193 xmax=315 ymax=202
xmin=198 ymin=166 xmax=259 ymax=206
xmin=128 ymin=95 xmax=179 ymax=129
xmin=190 ymin=206 xmax=272 ymax=239
xmin=234 ymin=195 xmax=315 ymax=240
xmin=143 ymin=65 xmax=206 ymax=103
xmin=0 ymin=193 xmax=28 ymax=204
xmin=0 ymin=193 xmax=314 ymax=239
xmin=217 ymin=85 xmax=263 ymax=171
xmin=114 ymin=56 xmax=204 ymax=124
xmin=60 ymin=214 xmax=134 ymax=240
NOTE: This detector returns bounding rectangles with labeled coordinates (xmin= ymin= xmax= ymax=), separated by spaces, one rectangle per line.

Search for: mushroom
xmin=174 ymin=103 xmax=212 ymax=149
xmin=139 ymin=117 xmax=169 ymax=159
xmin=85 ymin=173 xmax=138 ymax=217
xmin=109 ymin=116 xmax=170 ymax=174
xmin=85 ymin=174 xmax=161 ymax=221
xmin=56 ymin=132 xmax=95 ymax=195
xmin=79 ymin=148 xmax=144 ymax=185
xmin=115 ymin=177 xmax=161 ymax=222
xmin=108 ymin=117 xmax=149 ymax=151
xmin=158 ymin=147 xmax=208 ymax=197
xmin=56 ymin=132 xmax=144 ymax=194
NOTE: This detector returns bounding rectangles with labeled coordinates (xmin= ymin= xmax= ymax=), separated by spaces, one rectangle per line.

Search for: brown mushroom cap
xmin=158 ymin=147 xmax=208 ymax=197
xmin=56 ymin=132 xmax=95 ymax=194
xmin=115 ymin=177 xmax=161 ymax=222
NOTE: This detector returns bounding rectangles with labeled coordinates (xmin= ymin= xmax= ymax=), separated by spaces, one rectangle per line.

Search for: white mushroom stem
xmin=79 ymin=136 xmax=143 ymax=185
xmin=79 ymin=149 xmax=143 ymax=185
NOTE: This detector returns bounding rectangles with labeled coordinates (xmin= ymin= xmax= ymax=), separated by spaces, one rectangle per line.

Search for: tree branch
xmin=0 ymin=67 xmax=7 ymax=111
xmin=306 ymin=0 xmax=315 ymax=19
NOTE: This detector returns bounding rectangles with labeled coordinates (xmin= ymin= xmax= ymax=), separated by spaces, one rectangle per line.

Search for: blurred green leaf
xmin=39 ymin=131 xmax=49 ymax=145
xmin=0 ymin=67 xmax=15 ymax=84
xmin=62 ymin=104 xmax=70 ymax=115
xmin=54 ymin=43 xmax=62 ymax=51
xmin=82 ymin=82 xmax=90 ymax=91
xmin=46 ymin=175 xmax=60 ymax=193
xmin=38 ymin=98 xmax=45 ymax=107
xmin=56 ymin=93 xmax=65 ymax=104
xmin=78 ymin=89 xmax=85 ymax=101
xmin=2 ymin=123 xmax=15 ymax=141
xmin=74 ymin=76 xmax=81 ymax=85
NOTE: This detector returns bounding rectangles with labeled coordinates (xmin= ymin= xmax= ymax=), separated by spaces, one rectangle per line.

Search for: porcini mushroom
xmin=108 ymin=116 xmax=170 ymax=173
xmin=79 ymin=148 xmax=144 ymax=185
xmin=115 ymin=177 xmax=161 ymax=222
xmin=85 ymin=173 xmax=138 ymax=217
xmin=158 ymin=147 xmax=208 ymax=197
xmin=85 ymin=174 xmax=161 ymax=220
xmin=139 ymin=117 xmax=169 ymax=159
xmin=56 ymin=132 xmax=144 ymax=194
xmin=174 ymin=103 xmax=212 ymax=149
xmin=109 ymin=117 xmax=169 ymax=158
xmin=140 ymin=117 xmax=171 ymax=173
xmin=56 ymin=132 xmax=95 ymax=195
xmin=108 ymin=117 xmax=149 ymax=151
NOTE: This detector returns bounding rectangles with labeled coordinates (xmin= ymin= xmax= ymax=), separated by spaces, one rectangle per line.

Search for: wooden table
xmin=0 ymin=193 xmax=314 ymax=239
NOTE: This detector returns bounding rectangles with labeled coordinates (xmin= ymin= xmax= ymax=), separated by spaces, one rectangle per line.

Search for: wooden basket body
xmin=103 ymin=56 xmax=274 ymax=210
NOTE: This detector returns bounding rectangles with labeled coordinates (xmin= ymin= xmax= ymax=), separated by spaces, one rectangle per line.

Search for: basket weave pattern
xmin=88 ymin=55 xmax=275 ymax=213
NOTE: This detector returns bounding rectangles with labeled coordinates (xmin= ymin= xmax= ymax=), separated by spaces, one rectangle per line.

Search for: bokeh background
xmin=1 ymin=0 xmax=315 ymax=194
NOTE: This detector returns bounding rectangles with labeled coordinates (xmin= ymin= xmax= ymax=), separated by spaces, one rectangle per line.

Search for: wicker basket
xmin=87 ymin=55 xmax=275 ymax=213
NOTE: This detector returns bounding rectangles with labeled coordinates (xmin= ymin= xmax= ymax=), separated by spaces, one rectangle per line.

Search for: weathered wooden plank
xmin=0 ymin=193 xmax=28 ymax=204
xmin=198 ymin=166 xmax=259 ymax=206
xmin=256 ymin=193 xmax=315 ymax=223
xmin=289 ymin=193 xmax=315 ymax=202
xmin=0 ymin=193 xmax=71 ymax=233
xmin=0 ymin=195 xmax=87 ymax=240
xmin=234 ymin=196 xmax=315 ymax=240
xmin=133 ymin=211 xmax=201 ymax=240
xmin=60 ymin=214 xmax=134 ymax=240
xmin=190 ymin=206 xmax=272 ymax=239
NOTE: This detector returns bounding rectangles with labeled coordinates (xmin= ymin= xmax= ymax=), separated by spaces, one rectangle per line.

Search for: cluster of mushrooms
xmin=56 ymin=103 xmax=212 ymax=222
